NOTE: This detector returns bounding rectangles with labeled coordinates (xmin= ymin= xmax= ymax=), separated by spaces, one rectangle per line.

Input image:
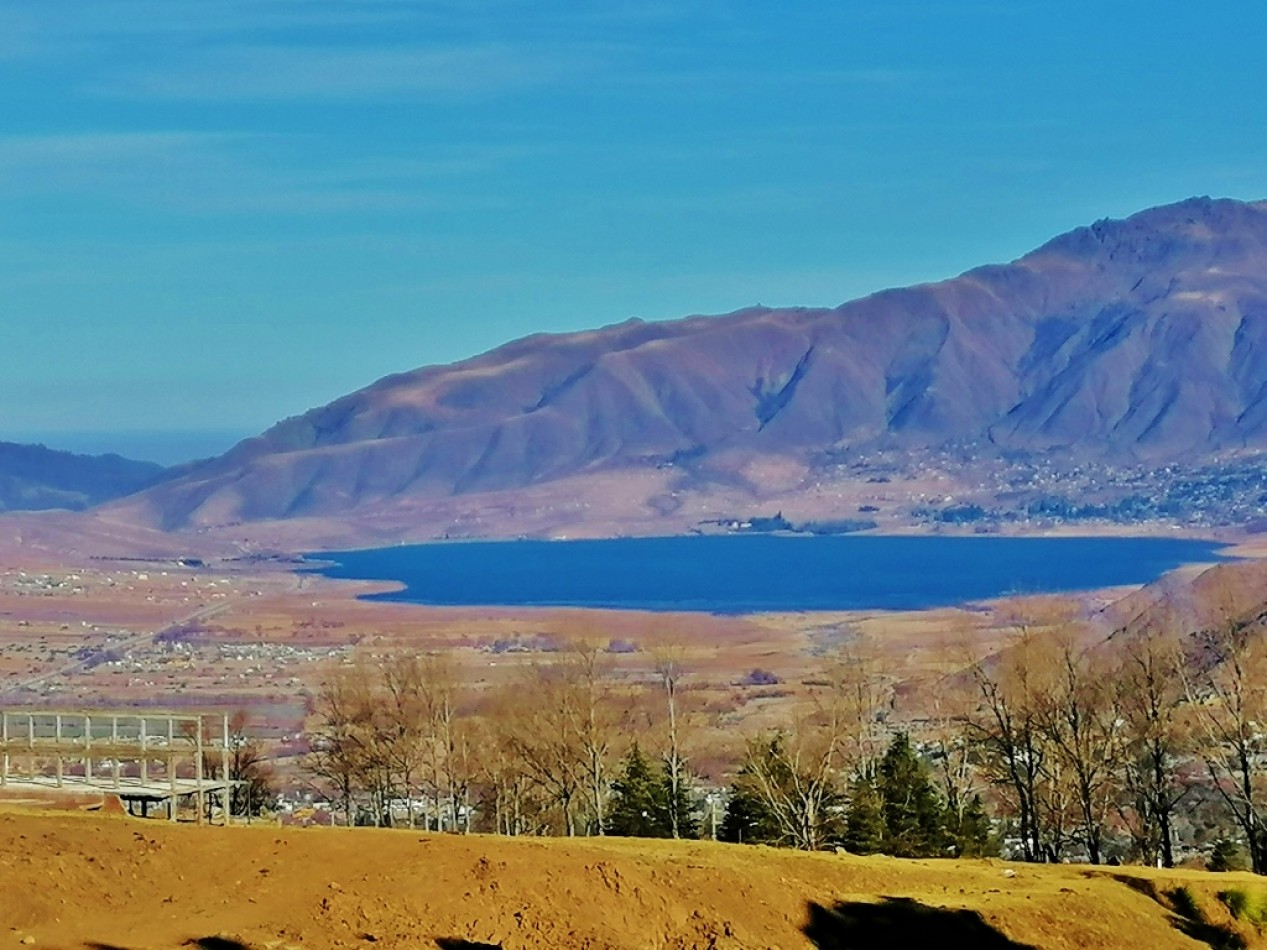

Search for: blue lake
xmin=305 ymin=534 xmax=1231 ymax=613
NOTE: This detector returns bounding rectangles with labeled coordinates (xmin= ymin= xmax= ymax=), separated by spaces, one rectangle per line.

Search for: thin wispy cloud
xmin=0 ymin=0 xmax=469 ymax=43
xmin=0 ymin=0 xmax=658 ymax=61
xmin=3 ymin=0 xmax=698 ymax=103
xmin=583 ymin=61 xmax=933 ymax=103
xmin=96 ymin=42 xmax=593 ymax=101
xmin=0 ymin=131 xmax=534 ymax=217
xmin=0 ymin=132 xmax=254 ymax=196
xmin=0 ymin=131 xmax=243 ymax=163
xmin=0 ymin=8 xmax=46 ymax=60
xmin=23 ymin=0 xmax=687 ymax=37
xmin=4 ymin=0 xmax=1264 ymax=438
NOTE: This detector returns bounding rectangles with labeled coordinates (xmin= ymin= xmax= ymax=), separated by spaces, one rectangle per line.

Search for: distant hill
xmin=0 ymin=441 xmax=166 ymax=512
xmin=107 ymin=196 xmax=1267 ymax=542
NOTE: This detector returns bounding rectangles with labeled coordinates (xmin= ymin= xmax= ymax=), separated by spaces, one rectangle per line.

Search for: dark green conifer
xmin=719 ymin=779 xmax=779 ymax=844
xmin=659 ymin=754 xmax=700 ymax=839
xmin=876 ymin=732 xmax=948 ymax=858
xmin=949 ymin=793 xmax=996 ymax=857
xmin=1208 ymin=837 xmax=1246 ymax=872
xmin=842 ymin=776 xmax=885 ymax=855
xmin=607 ymin=743 xmax=668 ymax=837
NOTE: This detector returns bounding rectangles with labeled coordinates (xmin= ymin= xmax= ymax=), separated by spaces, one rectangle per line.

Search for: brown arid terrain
xmin=2 ymin=807 xmax=1266 ymax=950
xmin=0 ymin=516 xmax=1204 ymax=769
xmin=0 ymin=509 xmax=1253 ymax=745
xmin=3 ymin=482 xmax=1267 ymax=948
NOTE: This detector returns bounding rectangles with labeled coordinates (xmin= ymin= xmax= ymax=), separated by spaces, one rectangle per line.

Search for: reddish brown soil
xmin=2 ymin=809 xmax=1264 ymax=950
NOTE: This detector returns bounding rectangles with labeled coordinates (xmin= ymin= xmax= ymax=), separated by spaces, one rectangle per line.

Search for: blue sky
xmin=3 ymin=1 xmax=1266 ymax=462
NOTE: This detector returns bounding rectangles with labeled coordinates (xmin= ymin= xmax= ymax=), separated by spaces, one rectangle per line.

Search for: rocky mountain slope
xmin=107 ymin=197 xmax=1267 ymax=542
xmin=0 ymin=441 xmax=166 ymax=513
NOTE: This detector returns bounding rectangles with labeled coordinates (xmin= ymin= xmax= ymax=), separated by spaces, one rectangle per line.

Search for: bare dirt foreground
xmin=0 ymin=810 xmax=1262 ymax=950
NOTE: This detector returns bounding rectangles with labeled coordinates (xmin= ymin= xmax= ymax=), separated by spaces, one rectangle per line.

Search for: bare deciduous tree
xmin=741 ymin=650 xmax=891 ymax=850
xmin=500 ymin=658 xmax=588 ymax=835
xmin=1182 ymin=570 xmax=1267 ymax=872
xmin=564 ymin=639 xmax=627 ymax=835
xmin=1034 ymin=631 xmax=1124 ymax=865
xmin=378 ymin=652 xmax=428 ymax=828
xmin=305 ymin=658 xmax=377 ymax=825
xmin=964 ymin=607 xmax=1055 ymax=862
xmin=652 ymin=640 xmax=690 ymax=838
xmin=1115 ymin=617 xmax=1190 ymax=867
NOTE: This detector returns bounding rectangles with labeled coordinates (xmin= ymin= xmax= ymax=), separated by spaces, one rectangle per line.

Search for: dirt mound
xmin=0 ymin=809 xmax=1263 ymax=949
xmin=0 ymin=788 xmax=120 ymax=813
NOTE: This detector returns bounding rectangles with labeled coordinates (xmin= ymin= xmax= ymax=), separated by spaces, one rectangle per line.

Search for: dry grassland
xmin=2 ymin=808 xmax=1265 ymax=949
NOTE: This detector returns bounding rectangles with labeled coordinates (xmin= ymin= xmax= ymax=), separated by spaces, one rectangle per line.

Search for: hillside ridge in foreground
xmin=1 ymin=810 xmax=1263 ymax=949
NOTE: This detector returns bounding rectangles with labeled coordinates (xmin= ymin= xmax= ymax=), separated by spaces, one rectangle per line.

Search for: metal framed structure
xmin=0 ymin=708 xmax=238 ymax=824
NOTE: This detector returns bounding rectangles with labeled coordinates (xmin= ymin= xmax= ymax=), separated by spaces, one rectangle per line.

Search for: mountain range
xmin=76 ymin=196 xmax=1267 ymax=546
xmin=0 ymin=442 xmax=165 ymax=514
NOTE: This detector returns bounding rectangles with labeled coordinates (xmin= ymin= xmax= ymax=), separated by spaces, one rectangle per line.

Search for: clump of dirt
xmin=0 ymin=809 xmax=1263 ymax=949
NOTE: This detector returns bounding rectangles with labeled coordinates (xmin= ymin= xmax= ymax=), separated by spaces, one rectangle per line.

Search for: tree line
xmin=300 ymin=569 xmax=1267 ymax=871
xmin=303 ymin=641 xmax=692 ymax=837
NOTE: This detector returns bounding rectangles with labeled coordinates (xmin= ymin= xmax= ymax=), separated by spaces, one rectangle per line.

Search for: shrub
xmin=1170 ymin=885 xmax=1248 ymax=950
xmin=740 ymin=668 xmax=781 ymax=686
xmin=1209 ymin=838 xmax=1248 ymax=873
xmin=1220 ymin=888 xmax=1267 ymax=931
xmin=1170 ymin=885 xmax=1202 ymax=922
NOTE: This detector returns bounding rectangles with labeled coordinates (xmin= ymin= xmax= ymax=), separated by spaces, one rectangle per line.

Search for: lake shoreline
xmin=303 ymin=533 xmax=1235 ymax=615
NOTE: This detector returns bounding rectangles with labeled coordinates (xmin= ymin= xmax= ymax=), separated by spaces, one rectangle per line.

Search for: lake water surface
xmin=305 ymin=534 xmax=1230 ymax=613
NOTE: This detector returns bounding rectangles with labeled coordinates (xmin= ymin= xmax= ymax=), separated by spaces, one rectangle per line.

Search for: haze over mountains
xmin=92 ymin=197 xmax=1267 ymax=545
xmin=0 ymin=442 xmax=165 ymax=514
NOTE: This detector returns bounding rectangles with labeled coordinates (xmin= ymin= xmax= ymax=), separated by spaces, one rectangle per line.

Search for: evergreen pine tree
xmin=607 ymin=744 xmax=668 ymax=837
xmin=876 ymin=732 xmax=948 ymax=858
xmin=719 ymin=779 xmax=779 ymax=844
xmin=1208 ymin=837 xmax=1246 ymax=872
xmin=659 ymin=755 xmax=700 ymax=839
xmin=842 ymin=776 xmax=885 ymax=855
xmin=949 ymin=794 xmax=996 ymax=858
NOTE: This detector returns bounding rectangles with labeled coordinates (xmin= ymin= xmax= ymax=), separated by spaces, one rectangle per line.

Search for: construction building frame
xmin=0 ymin=707 xmax=239 ymax=824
